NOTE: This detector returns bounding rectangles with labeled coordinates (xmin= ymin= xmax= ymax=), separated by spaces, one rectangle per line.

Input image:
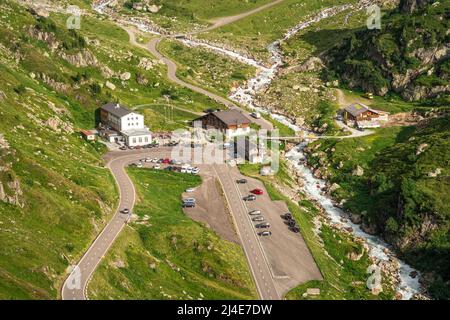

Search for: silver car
xmin=249 ymin=210 xmax=261 ymax=215
xmin=252 ymin=216 xmax=265 ymax=222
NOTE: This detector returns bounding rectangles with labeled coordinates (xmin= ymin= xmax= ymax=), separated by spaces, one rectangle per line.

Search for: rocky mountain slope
xmin=323 ymin=0 xmax=449 ymax=102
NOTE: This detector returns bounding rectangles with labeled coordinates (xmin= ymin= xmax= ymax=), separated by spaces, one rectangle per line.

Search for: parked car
xmin=191 ymin=167 xmax=200 ymax=174
xmin=281 ymin=213 xmax=293 ymax=220
xmin=162 ymin=158 xmax=170 ymax=164
xmin=154 ymin=164 xmax=161 ymax=170
xmin=255 ymin=222 xmax=270 ymax=229
xmin=186 ymin=167 xmax=193 ymax=174
xmin=243 ymin=195 xmax=256 ymax=201
xmin=119 ymin=145 xmax=127 ymax=150
xmin=180 ymin=167 xmax=187 ymax=173
xmin=251 ymin=112 xmax=261 ymax=119
xmin=136 ymin=163 xmax=143 ymax=168
xmin=185 ymin=188 xmax=196 ymax=193
xmin=152 ymin=158 xmax=158 ymax=163
xmin=287 ymin=220 xmax=297 ymax=227
xmin=251 ymin=188 xmax=264 ymax=195
xmin=249 ymin=210 xmax=261 ymax=215
xmin=183 ymin=198 xmax=196 ymax=203
xmin=289 ymin=226 xmax=300 ymax=233
xmin=236 ymin=179 xmax=247 ymax=184
xmin=145 ymin=158 xmax=152 ymax=163
xmin=252 ymin=216 xmax=265 ymax=222
xmin=258 ymin=231 xmax=272 ymax=237
xmin=120 ymin=208 xmax=130 ymax=214
xmin=182 ymin=202 xmax=195 ymax=208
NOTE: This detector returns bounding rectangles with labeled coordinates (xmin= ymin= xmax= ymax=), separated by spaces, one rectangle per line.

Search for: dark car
xmin=119 ymin=145 xmax=127 ymax=150
xmin=289 ymin=226 xmax=300 ymax=233
xmin=182 ymin=202 xmax=195 ymax=208
xmin=258 ymin=231 xmax=272 ymax=237
xmin=236 ymin=179 xmax=247 ymax=184
xmin=255 ymin=222 xmax=270 ymax=229
xmin=287 ymin=220 xmax=297 ymax=227
xmin=281 ymin=213 xmax=293 ymax=220
xmin=243 ymin=195 xmax=256 ymax=201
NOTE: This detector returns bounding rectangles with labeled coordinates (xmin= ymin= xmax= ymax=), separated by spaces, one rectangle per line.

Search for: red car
xmin=251 ymin=188 xmax=264 ymax=195
xmin=162 ymin=158 xmax=170 ymax=164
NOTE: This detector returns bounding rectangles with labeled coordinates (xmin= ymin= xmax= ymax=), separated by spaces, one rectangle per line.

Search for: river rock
xmin=361 ymin=222 xmax=377 ymax=235
xmin=409 ymin=271 xmax=418 ymax=279
xmin=350 ymin=213 xmax=362 ymax=224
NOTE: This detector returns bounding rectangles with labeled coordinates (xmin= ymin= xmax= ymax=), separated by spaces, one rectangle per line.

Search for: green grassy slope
xmin=88 ymin=169 xmax=257 ymax=299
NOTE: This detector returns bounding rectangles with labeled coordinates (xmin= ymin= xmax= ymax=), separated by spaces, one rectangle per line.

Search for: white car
xmin=191 ymin=167 xmax=200 ymax=174
xmin=154 ymin=164 xmax=161 ymax=170
xmin=186 ymin=188 xmax=196 ymax=193
xmin=186 ymin=167 xmax=193 ymax=174
xmin=152 ymin=158 xmax=159 ymax=163
xmin=136 ymin=163 xmax=143 ymax=168
xmin=183 ymin=198 xmax=196 ymax=203
xmin=181 ymin=168 xmax=187 ymax=173
xmin=251 ymin=112 xmax=261 ymax=119
xmin=145 ymin=158 xmax=152 ymax=163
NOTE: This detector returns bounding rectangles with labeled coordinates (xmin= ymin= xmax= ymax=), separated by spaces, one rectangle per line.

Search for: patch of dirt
xmin=183 ymin=166 xmax=240 ymax=244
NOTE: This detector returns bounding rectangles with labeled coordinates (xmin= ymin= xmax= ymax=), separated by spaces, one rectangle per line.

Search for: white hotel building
xmin=100 ymin=103 xmax=152 ymax=147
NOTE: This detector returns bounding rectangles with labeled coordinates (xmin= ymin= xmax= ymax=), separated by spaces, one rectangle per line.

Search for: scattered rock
xmin=306 ymin=288 xmax=320 ymax=296
xmin=352 ymin=165 xmax=364 ymax=176
xmin=105 ymin=81 xmax=116 ymax=90
xmin=350 ymin=214 xmax=362 ymax=224
xmin=416 ymin=143 xmax=429 ymax=155
xmin=120 ymin=72 xmax=131 ymax=81
xmin=427 ymin=167 xmax=442 ymax=177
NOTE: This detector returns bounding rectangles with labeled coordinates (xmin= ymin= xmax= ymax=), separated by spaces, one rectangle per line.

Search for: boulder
xmin=416 ymin=143 xmax=429 ymax=155
xmin=352 ymin=165 xmax=364 ymax=176
xmin=105 ymin=81 xmax=116 ymax=90
xmin=120 ymin=72 xmax=131 ymax=81
xmin=350 ymin=214 xmax=362 ymax=224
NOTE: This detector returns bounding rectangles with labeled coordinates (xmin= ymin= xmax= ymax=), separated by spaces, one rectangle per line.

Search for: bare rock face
xmin=61 ymin=49 xmax=98 ymax=67
xmin=45 ymin=117 xmax=74 ymax=134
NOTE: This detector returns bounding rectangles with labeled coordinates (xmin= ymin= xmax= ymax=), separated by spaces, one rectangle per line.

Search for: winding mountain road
xmin=61 ymin=149 xmax=171 ymax=300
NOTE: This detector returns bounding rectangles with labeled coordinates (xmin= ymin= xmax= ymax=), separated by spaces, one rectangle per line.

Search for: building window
xmin=132 ymin=138 xmax=136 ymax=143
xmin=144 ymin=137 xmax=148 ymax=142
xmin=139 ymin=137 xmax=142 ymax=143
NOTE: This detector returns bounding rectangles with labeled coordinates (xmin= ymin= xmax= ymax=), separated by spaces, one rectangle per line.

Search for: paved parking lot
xmin=229 ymin=166 xmax=323 ymax=296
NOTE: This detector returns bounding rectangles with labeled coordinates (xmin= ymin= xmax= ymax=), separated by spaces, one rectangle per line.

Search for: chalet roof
xmin=209 ymin=110 xmax=251 ymax=126
xmin=101 ymin=102 xmax=132 ymax=118
xmin=344 ymin=103 xmax=370 ymax=117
